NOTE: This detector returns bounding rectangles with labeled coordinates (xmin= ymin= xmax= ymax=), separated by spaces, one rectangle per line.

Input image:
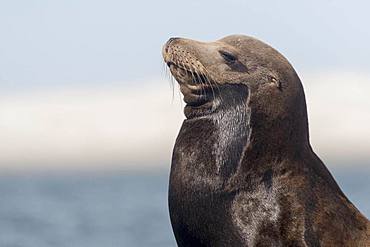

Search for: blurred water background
xmin=0 ymin=167 xmax=369 ymax=247
xmin=0 ymin=170 xmax=175 ymax=247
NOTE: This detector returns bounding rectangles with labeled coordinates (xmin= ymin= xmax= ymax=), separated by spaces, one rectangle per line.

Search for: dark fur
xmin=164 ymin=35 xmax=370 ymax=247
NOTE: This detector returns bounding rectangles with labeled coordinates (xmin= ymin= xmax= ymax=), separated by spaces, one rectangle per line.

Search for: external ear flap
xmin=269 ymin=75 xmax=282 ymax=90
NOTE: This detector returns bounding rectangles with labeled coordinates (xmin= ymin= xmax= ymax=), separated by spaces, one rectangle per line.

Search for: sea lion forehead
xmin=218 ymin=34 xmax=268 ymax=49
xmin=219 ymin=35 xmax=296 ymax=76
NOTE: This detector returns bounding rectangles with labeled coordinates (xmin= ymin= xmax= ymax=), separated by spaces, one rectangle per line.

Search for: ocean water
xmin=0 ymin=168 xmax=368 ymax=247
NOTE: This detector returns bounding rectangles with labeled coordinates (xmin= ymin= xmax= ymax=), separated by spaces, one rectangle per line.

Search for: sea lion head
xmin=163 ymin=35 xmax=309 ymax=148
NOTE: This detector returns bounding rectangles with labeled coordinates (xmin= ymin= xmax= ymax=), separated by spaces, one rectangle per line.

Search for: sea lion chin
xmin=163 ymin=35 xmax=370 ymax=247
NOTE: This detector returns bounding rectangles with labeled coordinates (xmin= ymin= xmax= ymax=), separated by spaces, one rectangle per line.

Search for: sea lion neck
xmin=176 ymin=83 xmax=251 ymax=180
xmin=181 ymin=81 xmax=311 ymax=164
xmin=246 ymin=87 xmax=311 ymax=161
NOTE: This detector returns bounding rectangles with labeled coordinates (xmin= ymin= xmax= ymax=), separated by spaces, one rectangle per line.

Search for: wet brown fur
xmin=163 ymin=35 xmax=370 ymax=247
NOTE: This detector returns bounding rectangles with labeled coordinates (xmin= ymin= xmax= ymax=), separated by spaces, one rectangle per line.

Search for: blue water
xmin=0 ymin=168 xmax=368 ymax=247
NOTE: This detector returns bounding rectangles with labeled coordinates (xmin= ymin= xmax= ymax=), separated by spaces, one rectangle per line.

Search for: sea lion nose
xmin=165 ymin=37 xmax=180 ymax=53
xmin=168 ymin=37 xmax=180 ymax=44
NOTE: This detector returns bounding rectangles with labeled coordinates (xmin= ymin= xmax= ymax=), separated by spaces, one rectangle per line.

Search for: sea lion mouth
xmin=166 ymin=62 xmax=208 ymax=85
xmin=180 ymin=84 xmax=212 ymax=107
xmin=166 ymin=61 xmax=215 ymax=108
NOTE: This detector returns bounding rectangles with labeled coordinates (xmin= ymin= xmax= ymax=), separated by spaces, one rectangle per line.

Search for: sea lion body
xmin=163 ymin=35 xmax=370 ymax=246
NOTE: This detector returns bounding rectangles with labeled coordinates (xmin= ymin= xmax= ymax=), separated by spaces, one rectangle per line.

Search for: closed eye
xmin=219 ymin=50 xmax=237 ymax=63
xmin=219 ymin=50 xmax=249 ymax=73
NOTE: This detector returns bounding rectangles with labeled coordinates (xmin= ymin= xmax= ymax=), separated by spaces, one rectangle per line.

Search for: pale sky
xmin=0 ymin=0 xmax=369 ymax=171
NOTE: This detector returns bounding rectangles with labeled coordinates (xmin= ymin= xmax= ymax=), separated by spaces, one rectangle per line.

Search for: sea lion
xmin=162 ymin=35 xmax=370 ymax=247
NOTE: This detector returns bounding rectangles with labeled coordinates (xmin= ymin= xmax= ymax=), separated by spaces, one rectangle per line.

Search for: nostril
xmin=168 ymin=37 xmax=180 ymax=44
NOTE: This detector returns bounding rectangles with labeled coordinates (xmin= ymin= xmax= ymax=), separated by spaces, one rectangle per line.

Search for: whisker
xmin=196 ymin=66 xmax=215 ymax=103
xmin=177 ymin=83 xmax=183 ymax=109
xmin=187 ymin=64 xmax=205 ymax=99
xmin=183 ymin=62 xmax=206 ymax=100
xmin=202 ymin=72 xmax=216 ymax=103
xmin=166 ymin=64 xmax=176 ymax=103
xmin=203 ymin=67 xmax=222 ymax=103
xmin=188 ymin=67 xmax=199 ymax=93
xmin=194 ymin=72 xmax=206 ymax=98
xmin=162 ymin=62 xmax=174 ymax=103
